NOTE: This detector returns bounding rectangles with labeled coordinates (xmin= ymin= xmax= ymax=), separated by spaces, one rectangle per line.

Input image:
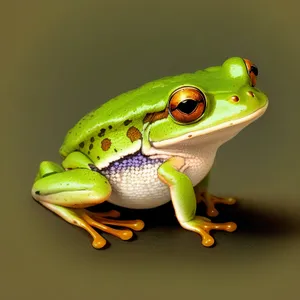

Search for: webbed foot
xmin=41 ymin=202 xmax=144 ymax=249
xmin=197 ymin=191 xmax=236 ymax=217
xmin=181 ymin=216 xmax=237 ymax=247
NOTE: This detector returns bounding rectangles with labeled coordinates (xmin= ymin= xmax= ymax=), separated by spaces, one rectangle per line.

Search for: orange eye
xmin=243 ymin=58 xmax=258 ymax=87
xmin=168 ymin=86 xmax=206 ymax=124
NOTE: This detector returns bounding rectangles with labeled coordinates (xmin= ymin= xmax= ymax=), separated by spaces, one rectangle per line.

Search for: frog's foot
xmin=87 ymin=210 xmax=121 ymax=219
xmin=181 ymin=216 xmax=237 ymax=247
xmin=197 ymin=192 xmax=236 ymax=217
xmin=41 ymin=202 xmax=144 ymax=249
xmin=85 ymin=210 xmax=145 ymax=232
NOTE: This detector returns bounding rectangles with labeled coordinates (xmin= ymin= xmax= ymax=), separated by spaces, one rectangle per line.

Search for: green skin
xmin=32 ymin=57 xmax=268 ymax=249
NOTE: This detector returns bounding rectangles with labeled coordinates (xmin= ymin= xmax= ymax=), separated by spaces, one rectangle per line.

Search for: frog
xmin=31 ymin=57 xmax=268 ymax=249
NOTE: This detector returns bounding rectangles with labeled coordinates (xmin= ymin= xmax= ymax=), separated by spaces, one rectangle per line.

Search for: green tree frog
xmin=31 ymin=57 xmax=268 ymax=249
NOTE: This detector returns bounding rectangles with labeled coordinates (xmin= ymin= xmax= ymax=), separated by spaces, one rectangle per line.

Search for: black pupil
xmin=177 ymin=99 xmax=198 ymax=114
xmin=250 ymin=65 xmax=258 ymax=76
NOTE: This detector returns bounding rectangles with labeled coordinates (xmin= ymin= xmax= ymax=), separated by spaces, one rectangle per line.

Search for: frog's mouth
xmin=152 ymin=104 xmax=268 ymax=149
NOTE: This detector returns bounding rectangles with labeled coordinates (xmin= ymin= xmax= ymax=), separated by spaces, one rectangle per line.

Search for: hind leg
xmin=32 ymin=154 xmax=144 ymax=249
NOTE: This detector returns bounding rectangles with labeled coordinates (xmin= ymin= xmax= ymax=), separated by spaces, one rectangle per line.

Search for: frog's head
xmin=148 ymin=57 xmax=268 ymax=151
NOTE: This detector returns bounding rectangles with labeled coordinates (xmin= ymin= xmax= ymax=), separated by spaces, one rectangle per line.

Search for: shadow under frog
xmin=89 ymin=198 xmax=300 ymax=246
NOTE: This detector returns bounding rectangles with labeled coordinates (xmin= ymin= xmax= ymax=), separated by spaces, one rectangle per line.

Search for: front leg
xmin=158 ymin=157 xmax=236 ymax=247
xmin=194 ymin=172 xmax=236 ymax=217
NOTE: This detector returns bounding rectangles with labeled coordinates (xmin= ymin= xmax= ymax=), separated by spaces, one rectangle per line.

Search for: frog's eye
xmin=168 ymin=86 xmax=206 ymax=124
xmin=243 ymin=58 xmax=258 ymax=87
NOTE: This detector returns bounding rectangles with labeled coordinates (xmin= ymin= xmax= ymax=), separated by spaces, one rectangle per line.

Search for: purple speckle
xmin=101 ymin=151 xmax=165 ymax=176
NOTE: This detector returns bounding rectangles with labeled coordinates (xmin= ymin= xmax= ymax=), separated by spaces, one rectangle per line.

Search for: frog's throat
xmin=152 ymin=104 xmax=268 ymax=149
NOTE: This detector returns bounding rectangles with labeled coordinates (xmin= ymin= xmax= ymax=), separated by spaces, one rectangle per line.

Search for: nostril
xmin=247 ymin=91 xmax=255 ymax=97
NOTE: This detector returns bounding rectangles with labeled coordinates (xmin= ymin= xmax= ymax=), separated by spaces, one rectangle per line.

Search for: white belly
xmin=100 ymin=150 xmax=216 ymax=209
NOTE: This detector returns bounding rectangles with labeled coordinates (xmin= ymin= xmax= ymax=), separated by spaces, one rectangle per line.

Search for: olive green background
xmin=2 ymin=1 xmax=300 ymax=299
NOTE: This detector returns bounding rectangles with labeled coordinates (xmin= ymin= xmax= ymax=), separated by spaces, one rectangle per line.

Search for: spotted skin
xmin=72 ymin=118 xmax=145 ymax=169
xmin=98 ymin=129 xmax=106 ymax=137
xmin=126 ymin=126 xmax=142 ymax=143
xmin=124 ymin=120 xmax=132 ymax=126
xmin=143 ymin=107 xmax=169 ymax=124
xmin=101 ymin=138 xmax=112 ymax=151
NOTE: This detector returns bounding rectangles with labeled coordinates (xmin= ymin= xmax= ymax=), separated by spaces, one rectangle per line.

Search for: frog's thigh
xmin=32 ymin=168 xmax=111 ymax=208
xmin=35 ymin=153 xmax=116 ymax=210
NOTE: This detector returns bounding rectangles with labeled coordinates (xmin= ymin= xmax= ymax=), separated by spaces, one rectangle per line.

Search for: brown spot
xmin=114 ymin=148 xmax=118 ymax=152
xmin=89 ymin=144 xmax=93 ymax=150
xmin=143 ymin=113 xmax=153 ymax=124
xmin=143 ymin=107 xmax=169 ymax=124
xmin=231 ymin=96 xmax=239 ymax=102
xmin=97 ymin=156 xmax=100 ymax=160
xmin=98 ymin=128 xmax=106 ymax=137
xmin=101 ymin=138 xmax=112 ymax=151
xmin=79 ymin=142 xmax=85 ymax=148
xmin=124 ymin=119 xmax=132 ymax=126
xmin=188 ymin=134 xmax=192 ymax=138
xmin=108 ymin=125 xmax=113 ymax=129
xmin=127 ymin=126 xmax=142 ymax=142
xmin=90 ymin=137 xmax=95 ymax=142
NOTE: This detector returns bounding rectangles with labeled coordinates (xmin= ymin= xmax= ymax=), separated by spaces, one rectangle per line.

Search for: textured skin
xmin=103 ymin=152 xmax=214 ymax=209
xmin=101 ymin=152 xmax=168 ymax=209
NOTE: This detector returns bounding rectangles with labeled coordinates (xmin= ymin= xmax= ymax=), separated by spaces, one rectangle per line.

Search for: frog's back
xmin=59 ymin=65 xmax=223 ymax=161
xmin=60 ymin=73 xmax=191 ymax=155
